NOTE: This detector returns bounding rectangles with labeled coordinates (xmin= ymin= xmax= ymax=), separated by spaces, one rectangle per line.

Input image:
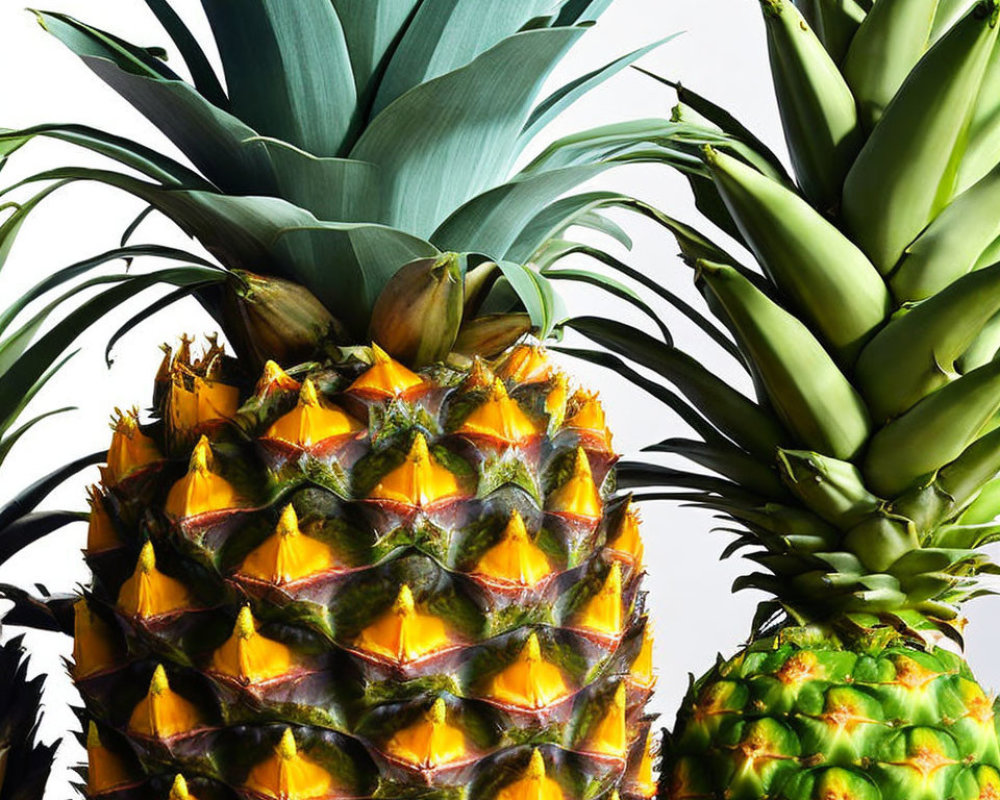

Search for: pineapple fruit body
xmin=664 ymin=631 xmax=1000 ymax=800
xmin=75 ymin=341 xmax=657 ymax=800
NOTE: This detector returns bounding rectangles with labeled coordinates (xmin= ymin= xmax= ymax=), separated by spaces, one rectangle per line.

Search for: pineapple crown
xmin=568 ymin=0 xmax=1000 ymax=645
xmin=0 ymin=0 xmax=680 ymax=368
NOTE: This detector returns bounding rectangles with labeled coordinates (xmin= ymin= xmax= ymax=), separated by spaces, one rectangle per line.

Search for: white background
xmin=1 ymin=1 xmax=997 ymax=796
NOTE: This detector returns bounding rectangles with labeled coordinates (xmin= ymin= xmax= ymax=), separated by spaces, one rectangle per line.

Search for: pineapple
xmin=0 ymin=2 xmax=668 ymax=798
xmin=567 ymin=0 xmax=1000 ymax=797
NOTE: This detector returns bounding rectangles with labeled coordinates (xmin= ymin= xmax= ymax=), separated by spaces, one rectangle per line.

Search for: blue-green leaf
xmin=142 ymin=0 xmax=227 ymax=106
xmin=522 ymin=38 xmax=673 ymax=143
xmin=352 ymin=27 xmax=584 ymax=237
xmin=371 ymin=0 xmax=558 ymax=116
xmin=248 ymin=138 xmax=383 ymax=223
xmin=432 ymin=164 xmax=610 ymax=257
xmin=201 ymin=0 xmax=358 ymax=156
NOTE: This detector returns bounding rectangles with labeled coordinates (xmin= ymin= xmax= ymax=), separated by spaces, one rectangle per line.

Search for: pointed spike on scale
xmin=256 ymin=359 xmax=300 ymax=396
xmin=348 ymin=343 xmax=424 ymax=398
xmin=527 ymin=748 xmax=546 ymax=779
xmin=369 ymin=432 xmax=464 ymax=506
xmin=117 ymin=540 xmax=193 ymax=619
xmin=696 ymin=260 xmax=871 ymax=460
xmin=546 ymin=447 xmax=603 ymax=518
xmin=149 ymin=663 xmax=169 ymax=695
xmin=299 ymin=378 xmax=321 ymax=407
xmin=169 ymin=775 xmax=191 ymax=800
xmin=278 ymin=728 xmax=297 ymax=761
xmin=235 ymin=605 xmax=255 ymax=639
xmin=497 ymin=345 xmax=552 ymax=385
xmin=353 ymin=582 xmax=453 ymax=664
xmin=164 ymin=436 xmax=241 ymax=518
xmin=395 ymin=584 xmax=415 ymax=616
xmin=576 ymin=562 xmax=624 ymax=637
xmin=276 ymin=504 xmax=299 ymax=538
xmin=758 ymin=0 xmax=863 ymax=210
xmin=842 ymin=0 xmax=1000 ymax=272
xmin=474 ymin=509 xmax=553 ymax=586
xmin=702 ymin=147 xmax=890 ymax=363
xmin=190 ymin=435 xmax=212 ymax=473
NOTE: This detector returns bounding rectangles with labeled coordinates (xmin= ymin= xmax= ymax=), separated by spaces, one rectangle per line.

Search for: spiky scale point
xmin=278 ymin=728 xmax=297 ymax=761
xmin=149 ymin=664 xmax=169 ymax=695
xmin=243 ymin=727 xmax=338 ymax=799
xmin=127 ymin=664 xmax=203 ymax=740
xmin=164 ymin=436 xmax=242 ymax=518
xmin=105 ymin=408 xmax=161 ymax=484
xmin=384 ymin=697 xmax=468 ymax=769
xmin=169 ymin=774 xmax=191 ymax=800
xmin=348 ymin=343 xmax=424 ymax=397
xmin=396 ymin=585 xmax=415 ymax=616
xmin=546 ymin=447 xmax=602 ymax=518
xmin=527 ymin=748 xmax=546 ymax=779
xmin=353 ymin=584 xmax=454 ymax=665
xmin=210 ymin=607 xmax=293 ymax=683
xmin=138 ymin=541 xmax=155 ymax=574
xmin=475 ymin=510 xmax=553 ymax=586
xmin=495 ymin=749 xmax=565 ymax=800
xmin=300 ymin=378 xmax=321 ymax=407
xmin=240 ymin=504 xmax=338 ymax=585
xmin=256 ymin=360 xmax=300 ymax=395
xmin=498 ymin=346 xmax=552 ymax=385
xmin=575 ymin=562 xmax=624 ymax=638
xmin=369 ymin=433 xmax=464 ymax=506
xmin=458 ymin=378 xmax=540 ymax=444
xmin=190 ymin=436 xmax=212 ymax=473
xmin=580 ymin=683 xmax=628 ymax=759
xmin=488 ymin=633 xmax=571 ymax=710
xmin=236 ymin=606 xmax=255 ymax=640
xmin=428 ymin=697 xmax=447 ymax=725
xmin=116 ymin=542 xmax=193 ymax=619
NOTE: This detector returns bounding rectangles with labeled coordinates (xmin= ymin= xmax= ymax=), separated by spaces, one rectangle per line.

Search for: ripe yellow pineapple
xmin=76 ymin=337 xmax=656 ymax=798
xmin=0 ymin=1 xmax=674 ymax=796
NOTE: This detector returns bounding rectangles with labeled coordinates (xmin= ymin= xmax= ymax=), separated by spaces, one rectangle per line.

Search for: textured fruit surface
xmin=75 ymin=342 xmax=656 ymax=799
xmin=662 ymin=630 xmax=1000 ymax=800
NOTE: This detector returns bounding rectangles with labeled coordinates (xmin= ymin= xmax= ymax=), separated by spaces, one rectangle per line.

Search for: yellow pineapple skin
xmin=76 ymin=343 xmax=656 ymax=800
